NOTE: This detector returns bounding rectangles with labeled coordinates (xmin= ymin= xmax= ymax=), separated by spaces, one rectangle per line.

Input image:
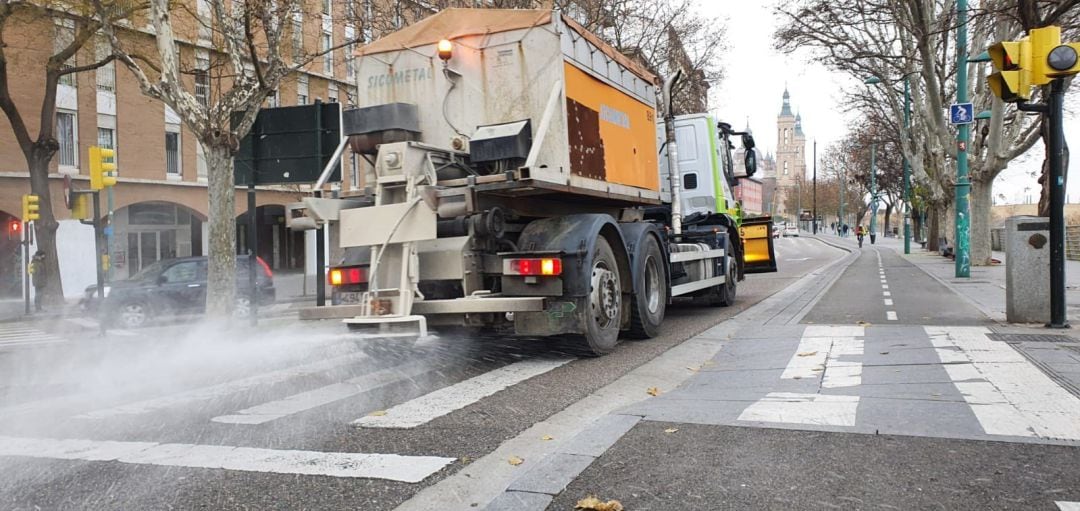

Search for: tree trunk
xmin=928 ymin=205 xmax=941 ymax=253
xmin=883 ymin=203 xmax=893 ymax=237
xmin=912 ymin=211 xmax=923 ymax=246
xmin=28 ymin=149 xmax=63 ymax=305
xmin=204 ymin=143 xmax=237 ymax=318
xmin=969 ymin=177 xmax=994 ymax=266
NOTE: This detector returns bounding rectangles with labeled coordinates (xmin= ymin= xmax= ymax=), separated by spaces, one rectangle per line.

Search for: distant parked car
xmin=784 ymin=224 xmax=799 ymax=237
xmin=81 ymin=255 xmax=275 ymax=328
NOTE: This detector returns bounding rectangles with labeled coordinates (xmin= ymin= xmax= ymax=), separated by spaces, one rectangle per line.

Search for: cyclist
xmin=856 ymin=225 xmax=865 ymax=248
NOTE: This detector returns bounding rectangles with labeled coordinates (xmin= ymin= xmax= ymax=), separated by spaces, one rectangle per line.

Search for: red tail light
xmin=329 ymin=267 xmax=366 ymax=286
xmin=504 ymin=258 xmax=562 ymax=276
xmin=255 ymin=256 xmax=273 ymax=278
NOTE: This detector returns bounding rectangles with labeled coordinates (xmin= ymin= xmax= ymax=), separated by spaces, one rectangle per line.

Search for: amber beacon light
xmin=437 ymin=39 xmax=453 ymax=61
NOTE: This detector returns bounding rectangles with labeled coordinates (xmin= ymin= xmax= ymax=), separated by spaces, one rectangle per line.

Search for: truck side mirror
xmin=742 ymin=133 xmax=756 ymax=150
xmin=744 ymin=150 xmax=757 ymax=177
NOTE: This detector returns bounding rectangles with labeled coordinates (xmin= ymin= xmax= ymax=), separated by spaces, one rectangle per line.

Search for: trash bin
xmin=1006 ymin=216 xmax=1050 ymax=324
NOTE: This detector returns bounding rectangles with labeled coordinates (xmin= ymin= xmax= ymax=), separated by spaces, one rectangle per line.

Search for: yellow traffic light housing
xmin=89 ymin=146 xmax=117 ymax=190
xmin=988 ymin=39 xmax=1031 ymax=102
xmin=22 ymin=194 xmax=40 ymax=222
xmin=1046 ymin=42 xmax=1080 ymax=77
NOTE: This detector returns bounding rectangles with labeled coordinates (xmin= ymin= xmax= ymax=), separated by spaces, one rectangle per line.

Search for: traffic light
xmin=988 ymin=39 xmax=1031 ymax=102
xmin=22 ymin=194 xmax=40 ymax=222
xmin=6 ymin=219 xmax=19 ymax=240
xmin=89 ymin=146 xmax=117 ymax=190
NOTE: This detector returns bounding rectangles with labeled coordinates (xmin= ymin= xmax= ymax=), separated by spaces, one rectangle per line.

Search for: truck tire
xmin=583 ymin=237 xmax=622 ymax=355
xmin=716 ymin=250 xmax=738 ymax=307
xmin=628 ymin=235 xmax=666 ymax=339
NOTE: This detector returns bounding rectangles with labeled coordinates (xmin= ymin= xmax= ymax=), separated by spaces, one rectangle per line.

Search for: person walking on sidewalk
xmin=28 ymin=250 xmax=47 ymax=312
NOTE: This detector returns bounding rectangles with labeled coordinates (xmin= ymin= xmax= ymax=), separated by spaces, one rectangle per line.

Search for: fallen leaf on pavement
xmin=575 ymin=496 xmax=624 ymax=511
xmin=702 ymin=360 xmax=716 ymax=367
xmin=508 ymin=456 xmax=524 ymax=466
xmin=541 ymin=435 xmax=554 ymax=441
xmin=664 ymin=427 xmax=679 ymax=434
xmin=797 ymin=351 xmax=818 ymax=357
xmin=880 ymin=351 xmax=890 ymax=355
xmin=368 ymin=410 xmax=387 ymax=417
xmin=857 ymin=321 xmax=872 ymax=326
xmin=460 ymin=456 xmax=471 ymax=464
xmin=646 ymin=387 xmax=660 ymax=396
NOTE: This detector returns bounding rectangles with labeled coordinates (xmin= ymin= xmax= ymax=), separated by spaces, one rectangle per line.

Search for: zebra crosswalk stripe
xmin=0 ymin=325 xmax=66 ymax=347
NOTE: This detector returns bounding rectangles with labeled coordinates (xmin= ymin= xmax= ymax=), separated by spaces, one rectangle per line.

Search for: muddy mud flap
xmin=739 ymin=216 xmax=778 ymax=274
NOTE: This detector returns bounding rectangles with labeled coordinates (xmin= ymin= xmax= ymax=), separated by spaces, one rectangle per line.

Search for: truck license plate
xmin=337 ymin=291 xmax=362 ymax=304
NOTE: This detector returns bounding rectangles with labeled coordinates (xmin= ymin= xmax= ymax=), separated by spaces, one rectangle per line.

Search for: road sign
xmin=950 ymin=103 xmax=974 ymax=125
xmin=234 ymin=102 xmax=342 ymax=186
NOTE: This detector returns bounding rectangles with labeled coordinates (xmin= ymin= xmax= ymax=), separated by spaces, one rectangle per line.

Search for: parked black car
xmin=82 ymin=255 xmax=275 ymax=328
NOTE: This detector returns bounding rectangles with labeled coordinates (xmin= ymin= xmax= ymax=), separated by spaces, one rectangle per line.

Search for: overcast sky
xmin=701 ymin=0 xmax=1080 ymax=205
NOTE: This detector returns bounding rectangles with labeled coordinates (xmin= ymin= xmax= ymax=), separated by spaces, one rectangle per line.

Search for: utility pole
xmin=812 ymin=140 xmax=818 ymax=235
xmin=1048 ymin=78 xmax=1067 ymax=327
xmin=954 ymin=0 xmax=971 ymax=277
xmin=839 ymin=164 xmax=845 ymax=236
xmin=903 ymin=78 xmax=912 ymax=254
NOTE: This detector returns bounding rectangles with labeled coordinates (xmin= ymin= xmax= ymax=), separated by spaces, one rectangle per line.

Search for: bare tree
xmin=776 ymin=0 xmax=1052 ymax=264
xmin=0 ymin=0 xmax=140 ymax=304
xmin=94 ymin=0 xmax=354 ymax=317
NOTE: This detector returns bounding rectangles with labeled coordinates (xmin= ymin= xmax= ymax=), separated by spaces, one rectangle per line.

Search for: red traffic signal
xmin=6 ymin=219 xmax=19 ymax=240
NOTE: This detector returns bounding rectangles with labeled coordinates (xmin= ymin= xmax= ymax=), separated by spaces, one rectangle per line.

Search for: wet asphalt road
xmin=0 ymin=235 xmax=844 ymax=510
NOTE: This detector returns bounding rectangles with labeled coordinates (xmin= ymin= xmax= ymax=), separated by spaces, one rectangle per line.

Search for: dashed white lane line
xmin=883 ymin=291 xmax=891 ymax=297
xmin=212 ymin=358 xmax=439 ymax=425
xmin=0 ymin=435 xmax=453 ymax=482
xmin=886 ymin=311 xmax=898 ymax=321
xmin=882 ymin=284 xmax=889 ymax=290
xmin=884 ymin=299 xmax=894 ymax=306
xmin=75 ymin=351 xmax=373 ymax=419
xmin=355 ymin=358 xmax=572 ymax=429
xmin=738 ymin=393 xmax=859 ymax=427
xmin=927 ymin=326 xmax=1080 ymax=441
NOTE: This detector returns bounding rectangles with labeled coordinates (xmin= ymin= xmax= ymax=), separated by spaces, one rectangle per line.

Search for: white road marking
xmin=886 ymin=311 xmax=898 ymax=321
xmin=355 ymin=358 xmax=572 ymax=429
xmin=0 ymin=324 xmax=65 ymax=348
xmin=0 ymin=435 xmax=453 ymax=482
xmin=882 ymin=284 xmax=889 ymax=289
xmin=781 ymin=326 xmax=864 ymax=388
xmin=884 ymin=299 xmax=894 ymax=306
xmin=1057 ymin=502 xmax=1080 ymax=511
xmin=738 ymin=392 xmax=859 ymax=426
xmin=927 ymin=326 xmax=1080 ymax=441
xmin=75 ymin=351 xmax=373 ymax=419
xmin=212 ymin=358 xmax=439 ymax=425
xmin=883 ymin=291 xmax=891 ymax=297
xmin=880 ymin=279 xmax=887 ymax=283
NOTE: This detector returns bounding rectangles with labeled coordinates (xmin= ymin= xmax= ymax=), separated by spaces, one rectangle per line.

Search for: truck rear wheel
xmin=583 ymin=237 xmax=622 ymax=355
xmin=628 ymin=235 xmax=666 ymax=339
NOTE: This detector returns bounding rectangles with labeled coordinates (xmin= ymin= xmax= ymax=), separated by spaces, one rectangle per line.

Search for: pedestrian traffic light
xmin=6 ymin=219 xmax=19 ymax=240
xmin=988 ymin=39 xmax=1032 ymax=102
xmin=89 ymin=146 xmax=117 ymax=190
xmin=22 ymin=194 xmax=40 ymax=222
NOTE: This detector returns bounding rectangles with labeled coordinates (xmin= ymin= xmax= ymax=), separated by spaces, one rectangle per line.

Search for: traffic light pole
xmin=1048 ymin=78 xmax=1068 ymax=328
xmin=92 ymin=191 xmax=105 ymax=300
xmin=23 ymin=221 xmax=29 ymax=315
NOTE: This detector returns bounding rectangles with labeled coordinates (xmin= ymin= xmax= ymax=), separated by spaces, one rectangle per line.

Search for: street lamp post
xmin=954 ymin=0 xmax=971 ymax=278
xmin=902 ymin=78 xmax=911 ymax=254
xmin=870 ymin=143 xmax=878 ymax=244
xmin=813 ymin=140 xmax=818 ymax=235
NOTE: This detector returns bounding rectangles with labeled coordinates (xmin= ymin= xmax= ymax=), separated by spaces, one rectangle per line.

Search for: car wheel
xmin=119 ymin=302 xmax=149 ymax=328
xmin=233 ymin=296 xmax=252 ymax=319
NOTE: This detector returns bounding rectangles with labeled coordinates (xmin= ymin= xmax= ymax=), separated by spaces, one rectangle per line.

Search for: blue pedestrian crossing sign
xmin=950 ymin=103 xmax=974 ymax=125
